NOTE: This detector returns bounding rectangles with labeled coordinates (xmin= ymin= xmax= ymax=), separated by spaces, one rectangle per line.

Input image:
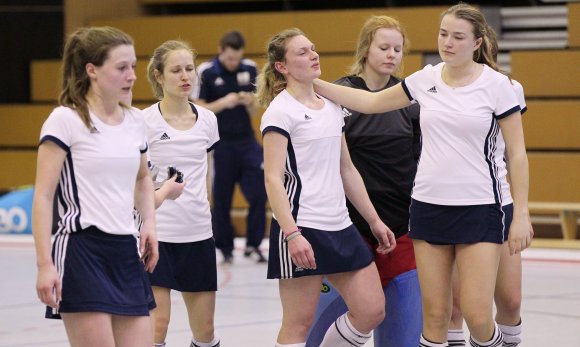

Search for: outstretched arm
xmin=339 ymin=136 xmax=396 ymax=254
xmin=313 ymin=78 xmax=411 ymax=114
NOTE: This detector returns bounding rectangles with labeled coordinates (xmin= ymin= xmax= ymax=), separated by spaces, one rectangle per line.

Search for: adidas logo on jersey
xmin=427 ymin=86 xmax=437 ymax=93
xmin=341 ymin=107 xmax=352 ymax=118
xmin=304 ymin=114 xmax=312 ymax=120
xmin=160 ymin=132 xmax=170 ymax=140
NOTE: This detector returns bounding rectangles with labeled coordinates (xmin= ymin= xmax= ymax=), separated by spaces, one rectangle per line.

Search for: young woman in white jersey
xmin=256 ymin=28 xmax=397 ymax=347
xmin=144 ymin=40 xmax=221 ymax=347
xmin=32 ymin=26 xmax=158 ymax=347
xmin=313 ymin=4 xmax=532 ymax=347
xmin=447 ymin=30 xmax=532 ymax=347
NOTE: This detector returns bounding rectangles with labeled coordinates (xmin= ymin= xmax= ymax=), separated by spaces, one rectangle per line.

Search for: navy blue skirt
xmin=267 ymin=219 xmax=373 ymax=279
xmin=409 ymin=199 xmax=513 ymax=245
xmin=148 ymin=237 xmax=217 ymax=292
xmin=46 ymin=227 xmax=155 ymax=319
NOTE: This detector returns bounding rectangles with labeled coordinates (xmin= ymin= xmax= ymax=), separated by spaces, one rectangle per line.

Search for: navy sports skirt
xmin=148 ymin=237 xmax=217 ymax=292
xmin=267 ymin=219 xmax=373 ymax=279
xmin=409 ymin=199 xmax=513 ymax=245
xmin=46 ymin=227 xmax=155 ymax=319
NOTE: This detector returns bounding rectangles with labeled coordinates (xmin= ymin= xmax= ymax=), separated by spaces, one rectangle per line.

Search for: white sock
xmin=320 ymin=313 xmax=372 ymax=347
xmin=469 ymin=323 xmax=503 ymax=347
xmin=498 ymin=320 xmax=522 ymax=347
xmin=191 ymin=336 xmax=220 ymax=347
xmin=448 ymin=329 xmax=466 ymax=346
xmin=274 ymin=343 xmax=305 ymax=347
xmin=420 ymin=334 xmax=448 ymax=346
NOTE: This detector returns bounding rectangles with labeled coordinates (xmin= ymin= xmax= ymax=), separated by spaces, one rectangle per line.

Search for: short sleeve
xmin=130 ymin=107 xmax=149 ymax=153
xmin=511 ymin=79 xmax=527 ymax=115
xmin=207 ymin=111 xmax=220 ymax=152
xmin=39 ymin=107 xmax=75 ymax=152
xmin=260 ymin=103 xmax=292 ymax=139
xmin=401 ymin=64 xmax=432 ymax=103
xmin=494 ymin=76 xmax=521 ymax=120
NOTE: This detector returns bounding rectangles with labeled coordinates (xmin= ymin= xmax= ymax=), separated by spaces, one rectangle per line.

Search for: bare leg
xmin=326 ymin=262 xmax=385 ymax=333
xmin=61 ymin=312 xmax=115 ymax=347
xmin=413 ymin=240 xmax=455 ymax=343
xmin=277 ymin=276 xmax=324 ymax=344
xmin=112 ymin=314 xmax=154 ymax=347
xmin=456 ymin=242 xmax=502 ymax=342
xmin=182 ymin=291 xmax=217 ymax=343
xmin=151 ymin=286 xmax=172 ymax=344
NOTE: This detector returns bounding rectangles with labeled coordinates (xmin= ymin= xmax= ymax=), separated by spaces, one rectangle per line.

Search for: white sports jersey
xmin=402 ymin=63 xmax=521 ymax=205
xmin=143 ymin=102 xmax=219 ymax=243
xmin=40 ymin=106 xmax=148 ymax=235
xmin=260 ymin=90 xmax=351 ymax=231
xmin=499 ymin=79 xmax=527 ymax=206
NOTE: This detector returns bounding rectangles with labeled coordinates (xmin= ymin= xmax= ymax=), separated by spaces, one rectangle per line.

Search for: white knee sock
xmin=498 ymin=320 xmax=522 ymax=347
xmin=469 ymin=323 xmax=503 ymax=347
xmin=191 ymin=336 xmax=220 ymax=347
xmin=420 ymin=334 xmax=448 ymax=346
xmin=448 ymin=329 xmax=466 ymax=346
xmin=320 ymin=313 xmax=372 ymax=347
xmin=275 ymin=343 xmax=306 ymax=347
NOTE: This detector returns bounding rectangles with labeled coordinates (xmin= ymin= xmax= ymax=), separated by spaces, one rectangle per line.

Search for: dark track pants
xmin=212 ymin=139 xmax=267 ymax=255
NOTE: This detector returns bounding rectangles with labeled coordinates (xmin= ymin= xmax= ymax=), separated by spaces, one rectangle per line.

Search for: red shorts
xmin=367 ymin=233 xmax=417 ymax=287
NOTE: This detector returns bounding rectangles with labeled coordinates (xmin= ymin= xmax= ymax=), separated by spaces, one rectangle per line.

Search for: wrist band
xmin=284 ymin=228 xmax=302 ymax=242
xmin=285 ymin=231 xmax=302 ymax=242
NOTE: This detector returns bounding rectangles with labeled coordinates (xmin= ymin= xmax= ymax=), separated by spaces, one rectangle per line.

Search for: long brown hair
xmin=59 ymin=26 xmax=134 ymax=129
xmin=255 ymin=28 xmax=304 ymax=108
xmin=441 ymin=3 xmax=501 ymax=73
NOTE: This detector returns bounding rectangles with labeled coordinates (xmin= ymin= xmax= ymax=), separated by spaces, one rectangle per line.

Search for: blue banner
xmin=0 ymin=187 xmax=33 ymax=234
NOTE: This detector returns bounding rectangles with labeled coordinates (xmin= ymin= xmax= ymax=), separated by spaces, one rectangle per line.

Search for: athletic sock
xmin=469 ymin=323 xmax=503 ymax=347
xmin=319 ymin=313 xmax=372 ymax=347
xmin=420 ymin=334 xmax=448 ymax=346
xmin=191 ymin=336 xmax=220 ymax=347
xmin=448 ymin=329 xmax=466 ymax=346
xmin=274 ymin=343 xmax=306 ymax=347
xmin=498 ymin=320 xmax=522 ymax=347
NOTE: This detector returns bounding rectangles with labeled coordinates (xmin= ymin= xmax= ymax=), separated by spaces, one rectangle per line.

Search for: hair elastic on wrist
xmin=284 ymin=228 xmax=302 ymax=242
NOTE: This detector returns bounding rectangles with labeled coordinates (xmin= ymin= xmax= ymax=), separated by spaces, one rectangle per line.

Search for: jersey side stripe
xmin=284 ymin=138 xmax=302 ymax=221
xmin=484 ymin=118 xmax=501 ymax=205
xmin=57 ymin=153 xmax=82 ymax=234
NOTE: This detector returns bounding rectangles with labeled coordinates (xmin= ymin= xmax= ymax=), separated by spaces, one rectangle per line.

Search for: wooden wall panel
xmin=511 ymin=51 xmax=580 ymax=97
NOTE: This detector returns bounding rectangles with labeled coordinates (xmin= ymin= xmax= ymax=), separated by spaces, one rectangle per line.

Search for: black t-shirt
xmin=336 ymin=75 xmax=421 ymax=240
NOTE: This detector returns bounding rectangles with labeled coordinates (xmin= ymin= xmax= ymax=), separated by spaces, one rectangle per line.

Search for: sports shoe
xmin=222 ymin=253 xmax=233 ymax=265
xmin=244 ymin=246 xmax=267 ymax=263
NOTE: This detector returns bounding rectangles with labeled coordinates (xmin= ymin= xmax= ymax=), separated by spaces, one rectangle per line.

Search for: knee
xmin=152 ymin=313 xmax=170 ymax=338
xmin=369 ymin=305 xmax=386 ymax=329
xmin=495 ymin=293 xmax=522 ymax=318
xmin=198 ymin=318 xmax=216 ymax=337
xmin=423 ymin=305 xmax=451 ymax=331
xmin=351 ymin=303 xmax=385 ymax=332
xmin=462 ymin=311 xmax=491 ymax=333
